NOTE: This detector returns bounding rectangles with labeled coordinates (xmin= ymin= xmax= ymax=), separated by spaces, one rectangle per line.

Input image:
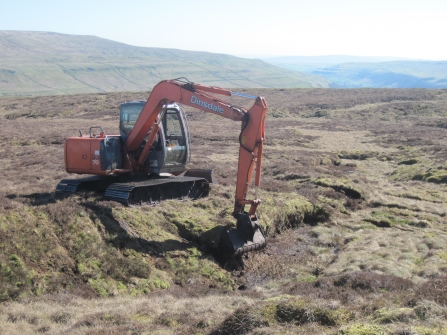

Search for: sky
xmin=1 ymin=0 xmax=447 ymax=60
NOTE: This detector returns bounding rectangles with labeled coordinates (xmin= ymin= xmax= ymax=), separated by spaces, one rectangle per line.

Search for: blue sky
xmin=1 ymin=0 xmax=447 ymax=60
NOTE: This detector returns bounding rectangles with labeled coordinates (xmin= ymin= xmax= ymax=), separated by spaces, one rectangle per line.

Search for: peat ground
xmin=1 ymin=88 xmax=447 ymax=334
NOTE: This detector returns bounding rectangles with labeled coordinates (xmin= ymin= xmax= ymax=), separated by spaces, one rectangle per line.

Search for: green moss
xmin=422 ymin=169 xmax=447 ymax=184
xmin=296 ymin=274 xmax=318 ymax=282
xmin=128 ymin=271 xmax=170 ymax=296
xmin=391 ymin=163 xmax=447 ymax=184
xmin=263 ymin=294 xmax=295 ymax=302
xmin=0 ymin=254 xmax=35 ymax=301
xmin=112 ymin=206 xmax=173 ymax=242
xmin=77 ymin=259 xmax=102 ymax=278
xmin=166 ymin=248 xmax=234 ymax=289
xmin=438 ymin=252 xmax=447 ymax=261
xmin=373 ymin=307 xmax=414 ymax=323
xmin=260 ymin=192 xmax=314 ymax=232
xmin=415 ymin=326 xmax=447 ymax=335
xmin=146 ymin=277 xmax=170 ymax=290
xmin=312 ymin=177 xmax=363 ymax=199
xmin=268 ymin=108 xmax=291 ymax=118
xmin=258 ymin=304 xmax=278 ymax=326
xmin=331 ymin=308 xmax=356 ymax=325
xmin=9 ymin=254 xmax=24 ymax=268
xmin=157 ymin=198 xmax=228 ymax=246
xmin=390 ymin=163 xmax=423 ymax=181
xmin=283 ymin=197 xmax=314 ymax=218
xmin=364 ymin=210 xmax=410 ymax=227
xmin=88 ymin=277 xmax=127 ymax=297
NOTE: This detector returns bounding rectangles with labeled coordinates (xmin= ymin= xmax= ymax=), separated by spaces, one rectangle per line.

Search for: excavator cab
xmin=119 ymin=101 xmax=190 ymax=175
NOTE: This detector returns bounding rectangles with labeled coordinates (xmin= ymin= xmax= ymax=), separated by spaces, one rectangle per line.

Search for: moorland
xmin=1 ymin=87 xmax=447 ymax=334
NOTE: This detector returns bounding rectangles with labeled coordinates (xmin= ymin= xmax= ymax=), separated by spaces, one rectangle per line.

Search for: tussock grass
xmin=211 ymin=297 xmax=354 ymax=334
xmin=0 ymin=293 xmax=255 ymax=335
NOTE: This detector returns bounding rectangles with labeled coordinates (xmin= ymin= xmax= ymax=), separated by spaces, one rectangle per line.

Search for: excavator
xmin=57 ymin=79 xmax=268 ymax=256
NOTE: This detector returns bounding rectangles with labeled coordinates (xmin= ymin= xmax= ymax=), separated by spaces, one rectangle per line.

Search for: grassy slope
xmin=1 ymin=88 xmax=447 ymax=334
xmin=0 ymin=31 xmax=330 ymax=96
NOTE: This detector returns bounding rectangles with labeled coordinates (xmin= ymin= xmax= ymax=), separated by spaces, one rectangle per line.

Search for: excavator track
xmin=56 ymin=176 xmax=113 ymax=194
xmin=56 ymin=176 xmax=209 ymax=206
xmin=104 ymin=176 xmax=209 ymax=206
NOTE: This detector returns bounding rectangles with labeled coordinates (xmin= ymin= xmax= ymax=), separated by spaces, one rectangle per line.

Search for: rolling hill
xmin=312 ymin=61 xmax=447 ymax=88
xmin=262 ymin=55 xmax=410 ymax=72
xmin=264 ymin=55 xmax=447 ymax=88
xmin=0 ymin=31 xmax=330 ymax=96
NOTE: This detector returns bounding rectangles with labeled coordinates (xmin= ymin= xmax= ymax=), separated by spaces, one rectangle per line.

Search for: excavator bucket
xmin=219 ymin=212 xmax=266 ymax=256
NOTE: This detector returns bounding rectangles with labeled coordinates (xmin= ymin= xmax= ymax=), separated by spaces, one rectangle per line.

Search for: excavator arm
xmin=126 ymin=79 xmax=268 ymax=255
xmin=125 ymin=79 xmax=267 ymax=216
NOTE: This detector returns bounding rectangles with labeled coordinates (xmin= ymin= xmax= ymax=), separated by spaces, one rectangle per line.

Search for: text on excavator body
xmin=190 ymin=96 xmax=224 ymax=114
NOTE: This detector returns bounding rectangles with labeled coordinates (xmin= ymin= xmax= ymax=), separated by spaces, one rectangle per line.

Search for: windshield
xmin=164 ymin=110 xmax=186 ymax=165
xmin=120 ymin=102 xmax=145 ymax=136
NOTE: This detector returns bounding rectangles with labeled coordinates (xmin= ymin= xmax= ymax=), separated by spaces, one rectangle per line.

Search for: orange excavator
xmin=57 ymin=78 xmax=268 ymax=256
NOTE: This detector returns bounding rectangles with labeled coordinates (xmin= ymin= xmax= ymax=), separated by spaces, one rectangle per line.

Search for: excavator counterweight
xmin=58 ymin=79 xmax=268 ymax=257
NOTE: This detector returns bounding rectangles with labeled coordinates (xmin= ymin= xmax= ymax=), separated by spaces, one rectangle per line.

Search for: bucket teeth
xmin=219 ymin=212 xmax=266 ymax=256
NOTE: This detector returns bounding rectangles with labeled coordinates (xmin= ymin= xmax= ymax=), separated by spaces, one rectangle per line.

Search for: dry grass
xmin=0 ymin=293 xmax=255 ymax=335
xmin=1 ymin=88 xmax=447 ymax=334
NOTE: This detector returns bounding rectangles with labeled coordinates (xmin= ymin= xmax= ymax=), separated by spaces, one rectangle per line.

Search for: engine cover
xmin=65 ymin=136 xmax=122 ymax=175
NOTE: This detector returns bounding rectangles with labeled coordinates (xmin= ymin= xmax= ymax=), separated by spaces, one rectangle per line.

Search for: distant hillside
xmin=312 ymin=61 xmax=447 ymax=88
xmin=263 ymin=55 xmax=447 ymax=88
xmin=0 ymin=31 xmax=330 ymax=96
xmin=263 ymin=55 xmax=410 ymax=72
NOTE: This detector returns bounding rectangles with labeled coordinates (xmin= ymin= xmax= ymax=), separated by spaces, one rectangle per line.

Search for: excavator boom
xmin=125 ymin=80 xmax=267 ymax=217
xmin=123 ymin=79 xmax=267 ymax=255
